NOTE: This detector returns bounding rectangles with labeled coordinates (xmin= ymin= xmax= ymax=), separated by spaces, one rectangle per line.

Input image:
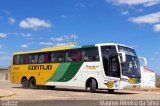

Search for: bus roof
xmin=96 ymin=43 xmax=131 ymax=48
xmin=13 ymin=43 xmax=132 ymax=55
xmin=13 ymin=45 xmax=78 ymax=55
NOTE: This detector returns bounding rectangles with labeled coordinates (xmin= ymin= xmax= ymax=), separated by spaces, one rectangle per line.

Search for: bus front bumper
xmin=119 ymin=81 xmax=141 ymax=90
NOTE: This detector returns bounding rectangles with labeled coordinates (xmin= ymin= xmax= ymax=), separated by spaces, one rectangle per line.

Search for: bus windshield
xmin=118 ymin=46 xmax=136 ymax=56
xmin=118 ymin=46 xmax=141 ymax=78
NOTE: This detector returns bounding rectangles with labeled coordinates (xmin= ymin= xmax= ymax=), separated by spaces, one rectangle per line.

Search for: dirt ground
xmin=0 ymin=80 xmax=160 ymax=101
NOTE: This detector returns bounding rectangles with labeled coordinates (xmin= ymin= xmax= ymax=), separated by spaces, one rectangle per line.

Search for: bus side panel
xmin=65 ymin=62 xmax=83 ymax=87
xmin=81 ymin=62 xmax=101 ymax=88
xmin=47 ymin=63 xmax=71 ymax=86
xmin=10 ymin=63 xmax=59 ymax=85
xmin=36 ymin=63 xmax=59 ymax=85
xmin=47 ymin=62 xmax=83 ymax=87
xmin=10 ymin=65 xmax=24 ymax=84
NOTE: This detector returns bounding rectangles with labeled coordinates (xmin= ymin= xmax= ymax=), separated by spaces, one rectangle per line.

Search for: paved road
xmin=0 ymin=80 xmax=160 ymax=106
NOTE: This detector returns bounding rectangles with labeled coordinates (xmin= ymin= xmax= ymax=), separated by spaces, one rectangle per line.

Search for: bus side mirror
xmin=138 ymin=57 xmax=147 ymax=66
xmin=120 ymin=52 xmax=126 ymax=63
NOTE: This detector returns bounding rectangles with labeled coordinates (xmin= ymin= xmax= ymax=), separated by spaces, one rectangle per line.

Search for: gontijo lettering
xmin=28 ymin=65 xmax=52 ymax=70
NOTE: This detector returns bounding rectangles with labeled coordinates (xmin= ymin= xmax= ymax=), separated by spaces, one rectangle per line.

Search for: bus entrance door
xmin=108 ymin=55 xmax=120 ymax=78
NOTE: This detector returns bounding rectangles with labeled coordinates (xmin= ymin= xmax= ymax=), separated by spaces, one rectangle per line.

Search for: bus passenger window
xmin=30 ymin=54 xmax=38 ymax=64
xmin=67 ymin=49 xmax=81 ymax=62
xmin=67 ymin=56 xmax=73 ymax=62
xmin=23 ymin=55 xmax=29 ymax=64
xmin=44 ymin=54 xmax=50 ymax=63
xmin=14 ymin=55 xmax=30 ymax=65
xmin=83 ymin=47 xmax=99 ymax=61
xmin=75 ymin=52 xmax=81 ymax=61
xmin=51 ymin=51 xmax=66 ymax=63
xmin=59 ymin=57 xmax=64 ymax=62
xmin=51 ymin=53 xmax=58 ymax=62
xmin=38 ymin=54 xmax=44 ymax=63
xmin=38 ymin=53 xmax=50 ymax=63
xmin=13 ymin=55 xmax=20 ymax=65
xmin=19 ymin=55 xmax=24 ymax=64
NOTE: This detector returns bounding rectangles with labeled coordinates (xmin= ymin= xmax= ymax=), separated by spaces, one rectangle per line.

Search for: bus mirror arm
xmin=138 ymin=57 xmax=147 ymax=66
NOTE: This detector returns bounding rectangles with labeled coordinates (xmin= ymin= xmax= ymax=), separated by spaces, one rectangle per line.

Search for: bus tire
xmin=21 ymin=77 xmax=29 ymax=89
xmin=108 ymin=89 xmax=114 ymax=93
xmin=29 ymin=77 xmax=37 ymax=89
xmin=90 ymin=79 xmax=97 ymax=93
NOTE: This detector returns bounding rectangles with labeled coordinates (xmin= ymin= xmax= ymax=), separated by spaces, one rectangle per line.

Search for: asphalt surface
xmin=0 ymin=80 xmax=160 ymax=106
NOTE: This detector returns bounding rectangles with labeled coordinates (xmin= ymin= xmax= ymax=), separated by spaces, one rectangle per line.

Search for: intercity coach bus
xmin=10 ymin=43 xmax=141 ymax=93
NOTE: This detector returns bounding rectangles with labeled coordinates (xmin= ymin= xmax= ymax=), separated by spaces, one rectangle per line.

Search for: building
xmin=156 ymin=75 xmax=160 ymax=87
xmin=0 ymin=68 xmax=9 ymax=80
xmin=140 ymin=66 xmax=156 ymax=88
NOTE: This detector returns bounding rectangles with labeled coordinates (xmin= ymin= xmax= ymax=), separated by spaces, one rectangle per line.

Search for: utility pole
xmin=71 ymin=34 xmax=77 ymax=45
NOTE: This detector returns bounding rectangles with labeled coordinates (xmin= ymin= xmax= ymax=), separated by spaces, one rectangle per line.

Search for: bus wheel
xmin=108 ymin=89 xmax=114 ymax=93
xmin=29 ymin=77 xmax=37 ymax=89
xmin=21 ymin=78 xmax=29 ymax=89
xmin=90 ymin=79 xmax=97 ymax=93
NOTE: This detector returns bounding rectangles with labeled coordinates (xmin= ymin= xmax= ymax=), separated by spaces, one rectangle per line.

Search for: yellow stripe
xmin=13 ymin=45 xmax=76 ymax=55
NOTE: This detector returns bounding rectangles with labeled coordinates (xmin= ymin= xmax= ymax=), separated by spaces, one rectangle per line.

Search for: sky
xmin=0 ymin=0 xmax=160 ymax=74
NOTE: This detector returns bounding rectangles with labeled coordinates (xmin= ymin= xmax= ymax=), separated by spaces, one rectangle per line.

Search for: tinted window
xmin=38 ymin=54 xmax=45 ymax=63
xmin=67 ymin=49 xmax=82 ymax=62
xmin=29 ymin=54 xmax=38 ymax=64
xmin=109 ymin=56 xmax=120 ymax=77
xmin=13 ymin=47 xmax=100 ymax=65
xmin=18 ymin=55 xmax=23 ymax=64
xmin=118 ymin=46 xmax=136 ymax=56
xmin=23 ymin=55 xmax=30 ymax=64
xmin=13 ymin=55 xmax=20 ymax=65
xmin=82 ymin=47 xmax=99 ymax=61
xmin=38 ymin=53 xmax=50 ymax=63
xmin=101 ymin=46 xmax=117 ymax=56
xmin=51 ymin=51 xmax=66 ymax=63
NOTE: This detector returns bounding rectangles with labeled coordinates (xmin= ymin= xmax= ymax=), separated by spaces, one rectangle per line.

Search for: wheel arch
xmin=29 ymin=76 xmax=36 ymax=81
xmin=21 ymin=76 xmax=28 ymax=83
xmin=85 ymin=77 xmax=98 ymax=89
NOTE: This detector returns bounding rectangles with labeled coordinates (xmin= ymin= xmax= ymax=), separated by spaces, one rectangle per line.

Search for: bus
xmin=10 ymin=43 xmax=141 ymax=93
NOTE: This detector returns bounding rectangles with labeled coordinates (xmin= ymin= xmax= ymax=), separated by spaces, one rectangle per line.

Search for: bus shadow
xmin=53 ymin=88 xmax=138 ymax=95
xmin=12 ymin=86 xmax=138 ymax=95
xmin=96 ymin=90 xmax=138 ymax=95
